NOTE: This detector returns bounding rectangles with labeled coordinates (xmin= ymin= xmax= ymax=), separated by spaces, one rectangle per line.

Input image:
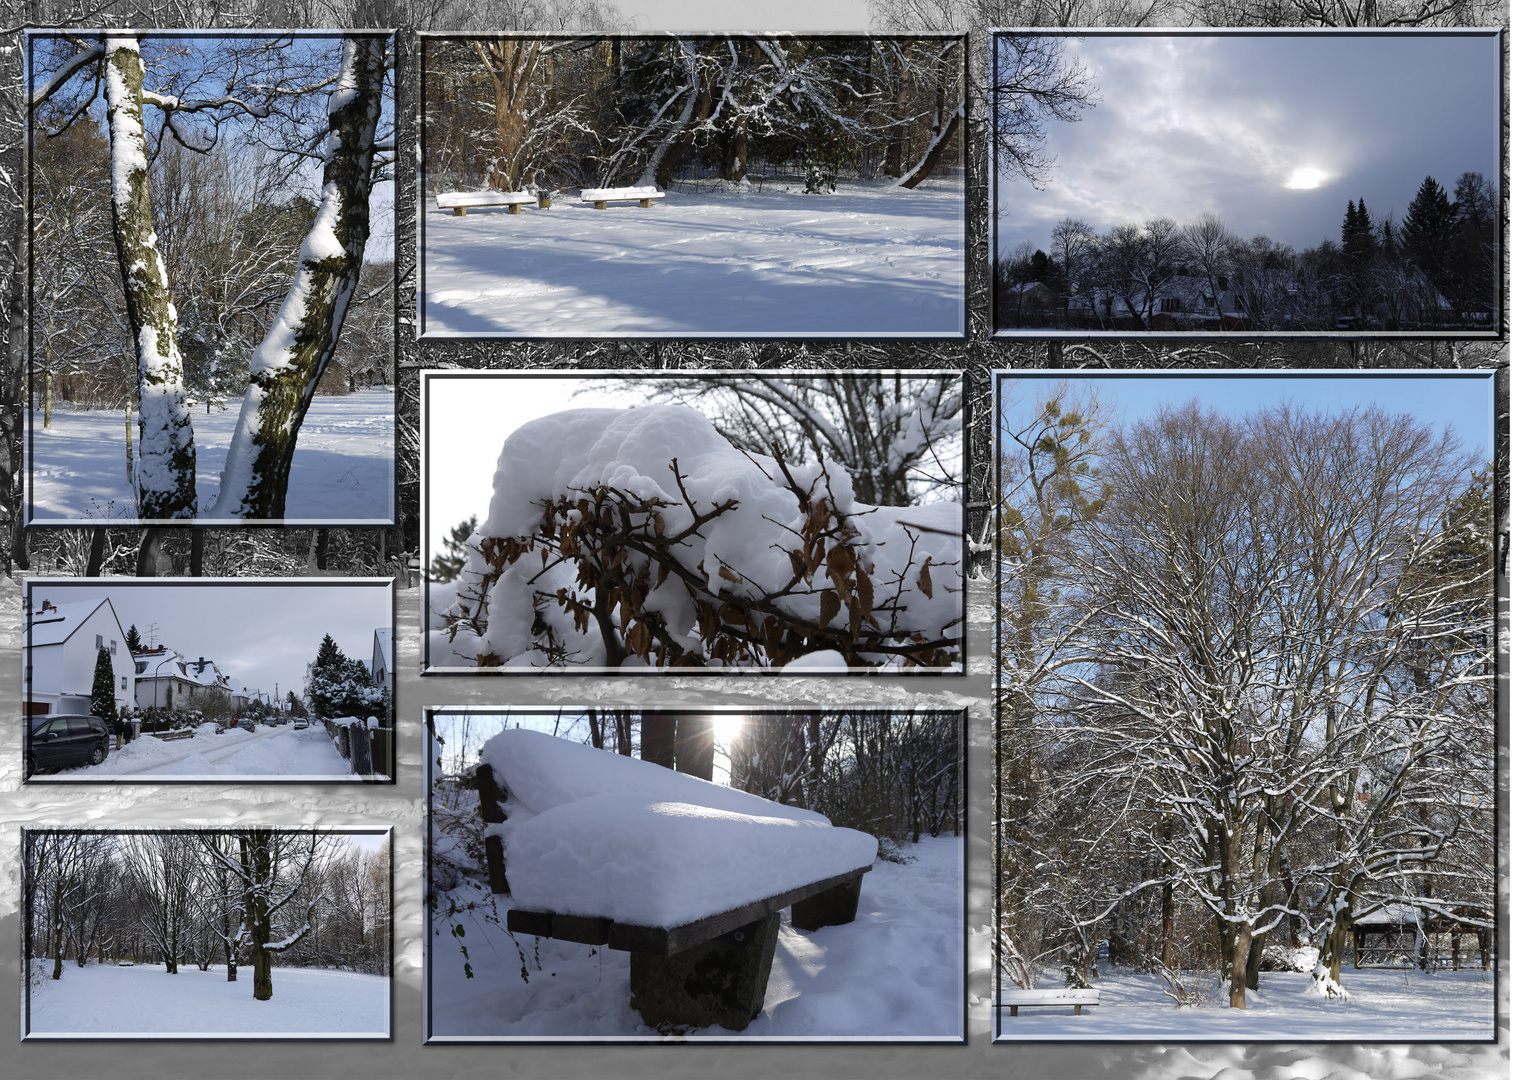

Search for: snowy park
xmin=426 ymin=711 xmax=964 ymax=1040
xmin=24 ymin=829 xmax=391 ymax=1038
xmin=994 ymin=372 xmax=1496 ymax=1038
xmin=419 ymin=34 xmax=964 ymax=337
xmin=28 ymin=32 xmax=395 ymax=525
xmin=422 ymin=179 xmax=964 ymax=336
xmin=29 ymin=388 xmax=395 ymax=525
xmin=424 ymin=374 xmax=964 ymax=673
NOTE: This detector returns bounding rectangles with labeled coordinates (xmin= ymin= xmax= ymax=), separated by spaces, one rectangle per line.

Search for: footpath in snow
xmin=27 ymin=961 xmax=389 ymax=1037
xmin=421 ymin=179 xmax=964 ymax=336
xmin=44 ymin=723 xmax=358 ymax=781
xmin=29 ymin=387 xmax=395 ymax=524
xmin=428 ymin=833 xmax=964 ymax=1041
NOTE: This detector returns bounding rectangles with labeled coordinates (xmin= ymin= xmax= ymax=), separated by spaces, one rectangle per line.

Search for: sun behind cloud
xmin=1285 ymin=166 xmax=1330 ymax=189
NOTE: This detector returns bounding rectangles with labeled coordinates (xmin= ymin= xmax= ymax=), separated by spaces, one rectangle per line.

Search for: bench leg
xmin=508 ymin=202 xmax=520 ymax=214
xmin=629 ymin=913 xmax=780 ymax=1031
xmin=791 ymin=874 xmax=863 ymax=931
xmin=453 ymin=207 xmax=465 ymax=216
xmin=1007 ymin=1004 xmax=1018 ymax=1016
xmin=639 ymin=198 xmax=652 ymax=208
xmin=1074 ymin=1004 xmax=1082 ymax=1015
xmin=594 ymin=200 xmax=607 ymax=209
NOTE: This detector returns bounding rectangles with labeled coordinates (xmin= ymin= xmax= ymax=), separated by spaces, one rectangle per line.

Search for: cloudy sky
xmin=995 ymin=31 xmax=1500 ymax=259
xmin=29 ymin=580 xmax=391 ymax=703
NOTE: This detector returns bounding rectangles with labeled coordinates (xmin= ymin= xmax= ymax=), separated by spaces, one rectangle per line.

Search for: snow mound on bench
xmin=481 ymin=729 xmax=877 ymax=929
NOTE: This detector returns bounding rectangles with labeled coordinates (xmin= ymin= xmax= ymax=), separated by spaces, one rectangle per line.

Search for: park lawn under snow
xmin=42 ymin=723 xmax=360 ymax=781
xmin=428 ymin=834 xmax=963 ymax=1041
xmin=421 ymin=179 xmax=964 ymax=336
xmin=27 ymin=960 xmax=389 ymax=1037
xmin=994 ymin=966 xmax=1496 ymax=1042
xmin=29 ymin=387 xmax=394 ymax=524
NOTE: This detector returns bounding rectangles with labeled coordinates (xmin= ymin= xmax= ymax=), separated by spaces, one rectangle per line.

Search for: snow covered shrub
xmin=1259 ymin=943 xmax=1317 ymax=973
xmin=434 ymin=404 xmax=962 ymax=670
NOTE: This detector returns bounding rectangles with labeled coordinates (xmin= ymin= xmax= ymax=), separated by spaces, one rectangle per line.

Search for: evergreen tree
xmin=1341 ymin=198 xmax=1374 ymax=260
xmin=287 ymin=691 xmax=308 ymax=718
xmin=89 ymin=647 xmax=116 ymax=722
xmin=125 ymin=624 xmax=143 ymax=653
xmin=428 ymin=516 xmax=479 ymax=583
xmin=1400 ymin=175 xmax=1457 ymax=286
xmin=314 ymin=634 xmax=345 ymax=673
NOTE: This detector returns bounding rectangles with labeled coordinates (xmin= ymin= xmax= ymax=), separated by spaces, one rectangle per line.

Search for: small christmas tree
xmin=90 ymin=646 xmax=116 ymax=722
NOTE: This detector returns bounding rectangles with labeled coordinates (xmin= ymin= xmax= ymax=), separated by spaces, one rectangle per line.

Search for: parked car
xmin=235 ymin=717 xmax=257 ymax=733
xmin=26 ymin=714 xmax=111 ymax=778
xmin=293 ymin=720 xmax=310 ymax=731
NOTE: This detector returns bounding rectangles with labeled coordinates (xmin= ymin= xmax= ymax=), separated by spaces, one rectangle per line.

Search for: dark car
xmin=26 ymin=714 xmax=111 ymax=778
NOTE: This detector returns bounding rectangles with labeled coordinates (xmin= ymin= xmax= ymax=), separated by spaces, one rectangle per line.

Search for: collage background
xmin=0 ymin=0 xmax=1509 ymax=1077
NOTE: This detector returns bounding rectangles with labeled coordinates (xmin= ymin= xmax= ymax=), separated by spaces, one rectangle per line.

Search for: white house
xmin=25 ymin=596 xmax=135 ymax=716
xmin=371 ymin=628 xmax=393 ymax=698
xmin=133 ymin=646 xmax=236 ymax=712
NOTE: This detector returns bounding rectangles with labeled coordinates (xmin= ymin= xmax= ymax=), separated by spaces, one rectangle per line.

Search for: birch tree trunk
xmin=211 ymin=35 xmax=387 ymax=520
xmin=101 ymin=36 xmax=197 ymax=520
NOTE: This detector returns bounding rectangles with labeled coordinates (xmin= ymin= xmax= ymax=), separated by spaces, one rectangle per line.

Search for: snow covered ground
xmin=26 ymin=960 xmax=389 ymax=1037
xmin=28 ymin=387 xmax=395 ymax=524
xmin=427 ymin=834 xmax=964 ymax=1041
xmin=33 ymin=723 xmax=363 ymax=781
xmin=994 ymin=967 xmax=1496 ymax=1042
xmin=420 ymin=179 xmax=964 ymax=336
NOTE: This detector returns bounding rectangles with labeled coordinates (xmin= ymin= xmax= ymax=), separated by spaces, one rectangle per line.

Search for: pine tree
xmin=1401 ymin=175 xmax=1457 ymax=284
xmin=428 ymin=516 xmax=479 ymax=583
xmin=1341 ymin=198 xmax=1374 ymax=260
xmin=314 ymin=634 xmax=345 ymax=672
xmin=90 ymin=647 xmax=116 ymax=721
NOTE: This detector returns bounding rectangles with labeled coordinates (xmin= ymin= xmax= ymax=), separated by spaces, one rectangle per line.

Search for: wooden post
xmin=474 ymin=764 xmax=510 ymax=895
xmin=674 ymin=715 xmax=714 ymax=780
xmin=337 ymin=724 xmax=351 ymax=759
xmin=350 ymin=720 xmax=373 ymax=775
xmin=629 ymin=913 xmax=780 ymax=1031
xmin=791 ymin=873 xmax=863 ymax=931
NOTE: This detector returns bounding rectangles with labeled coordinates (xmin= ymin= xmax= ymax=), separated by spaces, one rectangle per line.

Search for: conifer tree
xmin=125 ymin=624 xmax=143 ymax=652
xmin=89 ymin=646 xmax=116 ymax=721
xmin=1401 ymin=175 xmax=1457 ymax=287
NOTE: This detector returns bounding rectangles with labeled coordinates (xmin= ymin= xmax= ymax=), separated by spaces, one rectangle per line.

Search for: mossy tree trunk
xmin=102 ymin=36 xmax=196 ymax=520
xmin=211 ymin=35 xmax=387 ymax=520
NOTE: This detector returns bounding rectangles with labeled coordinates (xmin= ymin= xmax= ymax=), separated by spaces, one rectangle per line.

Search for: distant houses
xmin=132 ymin=646 xmax=246 ymax=714
xmin=24 ymin=596 xmax=134 ymax=716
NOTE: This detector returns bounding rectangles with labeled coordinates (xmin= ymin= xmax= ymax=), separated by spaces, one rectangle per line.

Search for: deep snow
xmin=26 ymin=960 xmax=389 ymax=1037
xmin=28 ymin=387 xmax=395 ymax=524
xmin=427 ymin=833 xmax=964 ymax=1040
xmin=994 ymin=967 xmax=1496 ymax=1042
xmin=420 ymin=179 xmax=964 ymax=336
xmin=39 ymin=722 xmax=362 ymax=781
xmin=479 ymin=729 xmax=877 ymax=928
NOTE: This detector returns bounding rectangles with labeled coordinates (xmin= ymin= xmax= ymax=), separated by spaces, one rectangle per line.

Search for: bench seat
xmin=1000 ymin=988 xmax=1101 ymax=1016
xmin=436 ymin=191 xmax=537 ymax=216
xmin=579 ymin=185 xmax=665 ymax=209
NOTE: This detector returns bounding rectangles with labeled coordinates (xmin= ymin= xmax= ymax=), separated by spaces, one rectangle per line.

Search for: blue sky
xmin=995 ymin=31 xmax=1501 ymax=259
xmin=997 ymin=371 xmax=1497 ymax=465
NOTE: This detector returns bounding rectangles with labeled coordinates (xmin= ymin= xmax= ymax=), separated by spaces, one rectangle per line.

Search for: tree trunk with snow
xmin=897 ymin=105 xmax=961 ymax=189
xmin=101 ymin=37 xmax=196 ymax=520
xmin=211 ymin=36 xmax=386 ymax=520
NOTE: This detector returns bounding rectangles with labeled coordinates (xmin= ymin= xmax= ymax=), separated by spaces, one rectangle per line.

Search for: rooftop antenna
xmin=143 ymin=622 xmax=160 ymax=649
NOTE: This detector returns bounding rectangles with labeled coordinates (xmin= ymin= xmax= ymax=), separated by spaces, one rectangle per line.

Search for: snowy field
xmin=28 ymin=387 xmax=395 ymax=524
xmin=420 ymin=179 xmax=964 ymax=336
xmin=26 ymin=961 xmax=389 ymax=1037
xmin=33 ymin=723 xmax=362 ymax=782
xmin=994 ymin=967 xmax=1496 ymax=1042
xmin=428 ymin=834 xmax=964 ymax=1041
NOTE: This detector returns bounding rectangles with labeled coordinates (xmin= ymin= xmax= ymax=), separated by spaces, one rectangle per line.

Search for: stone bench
xmin=1000 ymin=988 xmax=1101 ymax=1016
xmin=579 ymin=185 xmax=665 ymax=210
xmin=436 ymin=191 xmax=537 ymax=216
xmin=470 ymin=743 xmax=874 ymax=1031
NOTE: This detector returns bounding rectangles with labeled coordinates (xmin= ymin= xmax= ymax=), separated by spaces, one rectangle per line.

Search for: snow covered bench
xmin=1000 ymin=988 xmax=1100 ymax=1016
xmin=436 ymin=191 xmax=537 ymax=216
xmin=578 ymin=185 xmax=665 ymax=210
xmin=472 ymin=729 xmax=876 ymax=1029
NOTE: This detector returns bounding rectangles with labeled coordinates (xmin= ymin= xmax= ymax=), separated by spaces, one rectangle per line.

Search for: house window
xmin=120 ymin=676 xmax=127 ymax=690
xmin=95 ymin=634 xmax=103 ymax=650
xmin=1160 ymin=297 xmax=1183 ymax=313
xmin=110 ymin=639 xmax=117 ymax=654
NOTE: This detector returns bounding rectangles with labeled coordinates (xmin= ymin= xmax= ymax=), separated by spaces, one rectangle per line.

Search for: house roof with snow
xmin=27 ymin=598 xmax=121 ymax=648
xmin=373 ymin=628 xmax=393 ymax=673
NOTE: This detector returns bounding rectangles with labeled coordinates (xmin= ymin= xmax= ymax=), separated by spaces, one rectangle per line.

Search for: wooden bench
xmin=436 ymin=191 xmax=537 ymax=216
xmin=472 ymin=760 xmax=871 ymax=1030
xmin=1000 ymin=988 xmax=1101 ymax=1016
xmin=579 ymin=185 xmax=665 ymax=210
